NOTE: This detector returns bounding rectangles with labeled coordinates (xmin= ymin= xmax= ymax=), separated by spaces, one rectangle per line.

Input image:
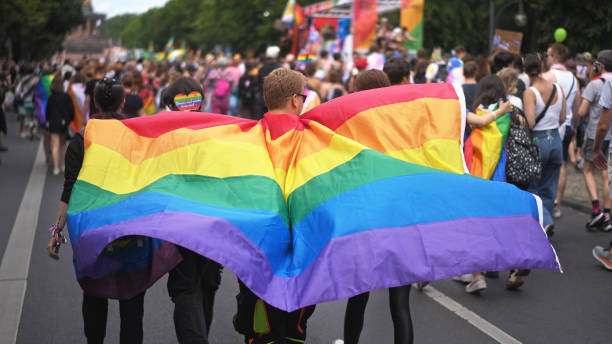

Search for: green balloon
xmin=554 ymin=28 xmax=567 ymax=43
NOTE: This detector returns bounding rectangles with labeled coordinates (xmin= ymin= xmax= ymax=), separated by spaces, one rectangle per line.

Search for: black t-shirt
xmin=85 ymin=78 xmax=99 ymax=115
xmin=122 ymin=92 xmax=144 ymax=118
xmin=462 ymin=83 xmax=478 ymax=112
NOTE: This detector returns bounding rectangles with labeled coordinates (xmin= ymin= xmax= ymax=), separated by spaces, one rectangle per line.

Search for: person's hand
xmin=594 ymin=149 xmax=608 ymax=170
xmin=47 ymin=231 xmax=61 ymax=260
xmin=498 ymin=100 xmax=512 ymax=115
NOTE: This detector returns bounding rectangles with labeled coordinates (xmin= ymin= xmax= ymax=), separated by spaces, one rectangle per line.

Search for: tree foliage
xmin=112 ymin=0 xmax=610 ymax=57
xmin=106 ymin=14 xmax=138 ymax=43
xmin=0 ymin=0 xmax=84 ymax=61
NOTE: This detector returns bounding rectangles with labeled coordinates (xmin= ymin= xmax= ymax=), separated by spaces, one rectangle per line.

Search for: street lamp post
xmin=489 ymin=0 xmax=527 ymax=55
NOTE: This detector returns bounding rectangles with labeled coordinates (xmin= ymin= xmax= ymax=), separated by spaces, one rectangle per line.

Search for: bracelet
xmin=48 ymin=225 xmax=61 ymax=234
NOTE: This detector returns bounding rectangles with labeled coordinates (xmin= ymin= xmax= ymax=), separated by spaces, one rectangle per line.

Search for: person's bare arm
xmin=594 ymin=107 xmax=612 ymax=170
xmin=467 ymin=100 xmax=512 ymax=128
xmin=577 ymin=98 xmax=591 ymax=117
xmin=558 ymin=89 xmax=567 ymax=125
xmin=523 ymin=88 xmax=536 ymax=128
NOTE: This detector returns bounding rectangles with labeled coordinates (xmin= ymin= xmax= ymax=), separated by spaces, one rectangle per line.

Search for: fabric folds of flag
xmin=67 ymin=84 xmax=560 ymax=311
xmin=464 ymin=104 xmax=511 ymax=181
xmin=34 ymin=74 xmax=53 ymax=124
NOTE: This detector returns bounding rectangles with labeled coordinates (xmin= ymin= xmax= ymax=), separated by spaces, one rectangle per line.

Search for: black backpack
xmin=505 ymin=106 xmax=541 ymax=188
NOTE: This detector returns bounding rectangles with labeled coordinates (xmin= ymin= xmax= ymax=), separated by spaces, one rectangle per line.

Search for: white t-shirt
xmin=549 ymin=69 xmax=578 ymax=127
xmin=531 ymin=83 xmax=564 ymax=131
xmin=508 ymin=94 xmax=523 ymax=111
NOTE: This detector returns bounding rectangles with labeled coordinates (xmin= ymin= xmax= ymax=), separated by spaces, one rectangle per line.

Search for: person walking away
xmin=121 ymin=72 xmax=145 ymax=118
xmin=233 ymin=68 xmax=315 ymax=344
xmin=543 ymin=43 xmax=580 ymax=218
xmin=237 ymin=62 xmax=259 ymax=119
xmin=15 ymin=64 xmax=38 ymax=138
xmin=523 ymin=53 xmax=566 ymax=237
xmin=206 ymin=57 xmax=233 ymax=115
xmin=47 ymin=78 xmax=146 ymax=344
xmin=577 ymin=50 xmax=612 ymax=231
xmin=591 ymin=71 xmax=612 ymax=269
xmin=335 ymin=69 xmax=414 ymax=344
xmin=45 ymin=76 xmax=74 ymax=175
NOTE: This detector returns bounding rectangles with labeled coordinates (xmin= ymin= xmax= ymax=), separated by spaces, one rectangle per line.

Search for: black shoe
xmin=0 ymin=145 xmax=7 ymax=152
xmin=484 ymin=271 xmax=499 ymax=278
xmin=545 ymin=224 xmax=555 ymax=238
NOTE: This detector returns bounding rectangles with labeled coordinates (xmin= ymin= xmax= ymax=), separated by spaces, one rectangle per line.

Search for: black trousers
xmin=344 ymin=285 xmax=413 ymax=344
xmin=234 ymin=281 xmax=315 ymax=343
xmin=82 ymin=292 xmax=145 ymax=344
xmin=167 ymin=247 xmax=222 ymax=344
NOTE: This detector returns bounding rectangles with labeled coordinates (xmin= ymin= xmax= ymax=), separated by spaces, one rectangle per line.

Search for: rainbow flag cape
xmin=34 ymin=74 xmax=54 ymax=124
xmin=67 ymin=84 xmax=559 ymax=311
xmin=464 ymin=104 xmax=511 ymax=181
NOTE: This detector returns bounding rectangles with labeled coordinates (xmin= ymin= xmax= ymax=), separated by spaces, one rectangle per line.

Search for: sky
xmin=93 ymin=0 xmax=170 ymax=18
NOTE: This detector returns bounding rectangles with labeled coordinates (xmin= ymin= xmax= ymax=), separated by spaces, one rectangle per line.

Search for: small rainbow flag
xmin=297 ymin=53 xmax=313 ymax=64
xmin=34 ymin=74 xmax=54 ymax=124
xmin=464 ymin=104 xmax=511 ymax=181
xmin=67 ymin=84 xmax=559 ymax=310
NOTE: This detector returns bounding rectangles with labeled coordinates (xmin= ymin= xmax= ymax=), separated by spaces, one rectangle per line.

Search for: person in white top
xmin=576 ymin=50 xmax=612 ymax=231
xmin=523 ymin=54 xmax=566 ymax=237
xmin=543 ymin=43 xmax=581 ymax=218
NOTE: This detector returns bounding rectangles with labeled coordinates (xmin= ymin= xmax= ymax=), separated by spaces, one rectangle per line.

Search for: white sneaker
xmin=333 ymin=340 xmax=345 ymax=344
xmin=53 ymin=168 xmax=60 ymax=176
xmin=465 ymin=276 xmax=486 ymax=294
xmin=452 ymin=274 xmax=473 ymax=283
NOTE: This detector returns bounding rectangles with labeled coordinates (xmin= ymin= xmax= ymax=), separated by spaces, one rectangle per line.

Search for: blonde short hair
xmin=263 ymin=68 xmax=306 ymax=110
xmin=497 ymin=67 xmax=518 ymax=95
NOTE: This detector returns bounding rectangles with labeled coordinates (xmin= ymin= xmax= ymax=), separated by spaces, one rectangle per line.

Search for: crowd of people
xmin=0 ymin=22 xmax=611 ymax=343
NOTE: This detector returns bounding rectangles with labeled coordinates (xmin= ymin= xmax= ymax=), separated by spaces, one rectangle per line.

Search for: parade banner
xmin=67 ymin=83 xmax=560 ymax=311
xmin=400 ymin=0 xmax=424 ymax=50
xmin=492 ymin=29 xmax=523 ymax=55
xmin=353 ymin=0 xmax=377 ymax=51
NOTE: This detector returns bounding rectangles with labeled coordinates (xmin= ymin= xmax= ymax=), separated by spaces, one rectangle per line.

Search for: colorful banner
xmin=66 ymin=84 xmax=560 ymax=311
xmin=282 ymin=0 xmax=296 ymax=25
xmin=353 ymin=0 xmax=377 ymax=52
xmin=400 ymin=0 xmax=424 ymax=50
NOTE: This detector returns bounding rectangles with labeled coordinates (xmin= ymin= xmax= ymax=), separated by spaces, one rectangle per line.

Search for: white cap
xmin=266 ymin=46 xmax=280 ymax=59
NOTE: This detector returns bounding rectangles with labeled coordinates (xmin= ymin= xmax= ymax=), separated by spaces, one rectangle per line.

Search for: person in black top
xmin=84 ymin=64 xmax=106 ymax=117
xmin=45 ymin=76 xmax=74 ymax=175
xmin=161 ymin=77 xmax=223 ymax=344
xmin=47 ymin=78 xmax=146 ymax=344
xmin=121 ymin=71 xmax=144 ymax=118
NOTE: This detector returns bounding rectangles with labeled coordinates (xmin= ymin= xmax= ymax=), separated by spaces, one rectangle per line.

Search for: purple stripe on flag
xmin=73 ymin=211 xmax=559 ymax=311
xmin=78 ymin=241 xmax=182 ymax=300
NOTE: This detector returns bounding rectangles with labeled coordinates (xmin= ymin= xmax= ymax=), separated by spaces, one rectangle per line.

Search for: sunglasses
xmin=293 ymin=93 xmax=307 ymax=102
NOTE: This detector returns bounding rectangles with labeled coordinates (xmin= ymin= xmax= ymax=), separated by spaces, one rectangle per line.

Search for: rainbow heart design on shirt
xmin=174 ymin=92 xmax=203 ymax=111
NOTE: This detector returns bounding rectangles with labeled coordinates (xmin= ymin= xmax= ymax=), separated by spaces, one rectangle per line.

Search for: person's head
xmin=50 ymin=76 xmax=64 ymax=93
xmin=512 ymin=54 xmax=524 ymax=73
xmin=327 ymin=68 xmax=342 ymax=84
xmin=266 ymin=46 xmax=280 ymax=61
xmin=320 ymin=50 xmax=329 ymax=60
xmin=94 ymin=77 xmax=125 ymax=114
xmin=71 ymin=72 xmax=85 ymax=84
xmin=463 ymin=61 xmax=478 ymax=80
xmin=547 ymin=43 xmax=568 ymax=65
xmin=121 ymin=72 xmax=133 ymax=89
xmin=524 ymin=53 xmax=543 ymax=78
xmin=217 ymin=56 xmax=229 ymax=69
xmin=417 ymin=48 xmax=428 ymax=60
xmin=161 ymin=77 xmax=204 ymax=111
xmin=333 ymin=52 xmax=342 ymax=62
xmin=382 ymin=57 xmax=410 ymax=85
xmin=595 ymin=49 xmax=612 ymax=74
xmin=304 ymin=62 xmax=318 ymax=77
xmin=492 ymin=51 xmax=515 ymax=73
xmin=413 ymin=60 xmax=429 ymax=84
xmin=454 ymin=45 xmax=466 ymax=59
xmin=93 ymin=63 xmax=105 ymax=78
xmin=354 ymin=69 xmax=391 ymax=92
xmin=497 ymin=67 xmax=519 ymax=95
xmin=473 ymin=74 xmax=507 ymax=109
xmin=263 ymin=68 xmax=307 ymax=114
xmin=131 ymin=70 xmax=144 ymax=91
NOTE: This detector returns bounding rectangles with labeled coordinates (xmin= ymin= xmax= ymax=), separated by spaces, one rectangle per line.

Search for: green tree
xmin=0 ymin=0 xmax=84 ymax=60
xmin=106 ymin=14 xmax=137 ymax=43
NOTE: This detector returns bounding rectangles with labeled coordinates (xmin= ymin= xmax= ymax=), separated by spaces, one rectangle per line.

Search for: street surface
xmin=1 ymin=112 xmax=610 ymax=344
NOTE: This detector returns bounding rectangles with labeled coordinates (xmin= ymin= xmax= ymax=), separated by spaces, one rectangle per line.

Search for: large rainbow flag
xmin=66 ymin=84 xmax=559 ymax=311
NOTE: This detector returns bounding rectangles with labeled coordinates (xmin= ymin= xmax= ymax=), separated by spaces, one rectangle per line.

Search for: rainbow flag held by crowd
xmin=464 ymin=103 xmax=511 ymax=181
xmin=34 ymin=74 xmax=54 ymax=124
xmin=67 ymin=84 xmax=560 ymax=311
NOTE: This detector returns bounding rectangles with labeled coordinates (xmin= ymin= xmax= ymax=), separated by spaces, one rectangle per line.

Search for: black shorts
xmin=561 ymin=125 xmax=573 ymax=162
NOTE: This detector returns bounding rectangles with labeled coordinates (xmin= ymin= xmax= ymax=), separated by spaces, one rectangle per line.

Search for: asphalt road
xmin=1 ymin=112 xmax=611 ymax=344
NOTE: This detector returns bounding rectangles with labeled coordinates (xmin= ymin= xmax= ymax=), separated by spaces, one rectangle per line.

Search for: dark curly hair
xmin=93 ymin=77 xmax=124 ymax=114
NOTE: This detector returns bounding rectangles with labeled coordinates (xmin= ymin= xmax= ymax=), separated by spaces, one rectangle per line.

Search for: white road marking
xmin=420 ymin=284 xmax=522 ymax=344
xmin=0 ymin=143 xmax=47 ymax=344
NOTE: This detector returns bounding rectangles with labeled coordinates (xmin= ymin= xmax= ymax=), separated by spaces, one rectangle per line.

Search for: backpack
xmin=505 ymin=106 xmax=541 ymax=188
xmin=214 ymin=78 xmax=231 ymax=98
xmin=238 ymin=75 xmax=257 ymax=102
